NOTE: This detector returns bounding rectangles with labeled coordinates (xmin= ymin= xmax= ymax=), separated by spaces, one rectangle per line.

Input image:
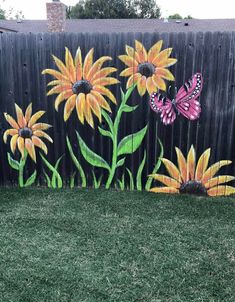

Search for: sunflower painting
xmin=42 ymin=47 xmax=119 ymax=128
xmin=119 ymin=40 xmax=177 ymax=96
xmin=149 ymin=145 xmax=235 ymax=196
xmin=3 ymin=103 xmax=53 ymax=162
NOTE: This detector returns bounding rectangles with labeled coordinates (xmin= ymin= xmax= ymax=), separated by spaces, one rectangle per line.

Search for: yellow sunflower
xmin=119 ymin=40 xmax=177 ymax=96
xmin=42 ymin=47 xmax=119 ymax=128
xmin=3 ymin=103 xmax=53 ymax=162
xmin=149 ymin=145 xmax=235 ymax=197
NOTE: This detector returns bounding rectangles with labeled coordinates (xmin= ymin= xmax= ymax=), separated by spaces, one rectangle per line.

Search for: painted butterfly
xmin=149 ymin=73 xmax=203 ymax=125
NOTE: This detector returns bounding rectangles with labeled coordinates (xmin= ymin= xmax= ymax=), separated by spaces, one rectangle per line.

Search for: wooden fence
xmin=0 ymin=31 xmax=235 ymax=190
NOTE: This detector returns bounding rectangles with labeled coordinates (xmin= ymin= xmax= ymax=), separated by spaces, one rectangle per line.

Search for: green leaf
xmin=98 ymin=126 xmax=112 ymax=139
xmin=122 ymin=104 xmax=138 ymax=113
xmin=145 ymin=138 xmax=164 ymax=191
xmin=126 ymin=168 xmax=134 ymax=190
xmin=40 ymin=153 xmax=63 ymax=189
xmin=7 ymin=153 xmax=19 ymax=170
xmin=101 ymin=110 xmax=114 ymax=134
xmin=24 ymin=170 xmax=37 ymax=187
xmin=66 ymin=136 xmax=86 ymax=188
xmin=117 ymin=124 xmax=148 ymax=156
xmin=136 ymin=151 xmax=146 ymax=191
xmin=116 ymin=157 xmax=125 ymax=168
xmin=76 ymin=131 xmax=110 ymax=171
xmin=123 ymin=84 xmax=136 ymax=102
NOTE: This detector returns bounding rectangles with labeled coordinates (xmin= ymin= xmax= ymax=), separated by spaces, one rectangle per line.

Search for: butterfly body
xmin=150 ymin=73 xmax=203 ymax=125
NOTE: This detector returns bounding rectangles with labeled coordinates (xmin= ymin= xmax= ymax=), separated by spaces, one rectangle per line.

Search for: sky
xmin=1 ymin=0 xmax=235 ymax=20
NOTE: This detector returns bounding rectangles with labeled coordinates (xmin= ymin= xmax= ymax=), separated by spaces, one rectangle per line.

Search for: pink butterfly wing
xmin=149 ymin=93 xmax=176 ymax=125
xmin=175 ymin=73 xmax=203 ymax=120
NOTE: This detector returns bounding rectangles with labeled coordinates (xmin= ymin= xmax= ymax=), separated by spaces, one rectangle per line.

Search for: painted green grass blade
xmin=51 ymin=155 xmax=64 ymax=188
xmin=40 ymin=153 xmax=63 ymax=189
xmin=43 ymin=170 xmax=51 ymax=188
xmin=145 ymin=137 xmax=164 ymax=191
xmin=24 ymin=170 xmax=37 ymax=187
xmin=117 ymin=173 xmax=125 ymax=190
xmin=136 ymin=151 xmax=146 ymax=191
xmin=66 ymin=136 xmax=86 ymax=188
xmin=70 ymin=172 xmax=76 ymax=188
xmin=126 ymin=168 xmax=134 ymax=190
xmin=92 ymin=171 xmax=103 ymax=189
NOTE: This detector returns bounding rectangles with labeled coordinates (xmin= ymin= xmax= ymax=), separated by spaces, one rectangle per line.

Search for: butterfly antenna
xmin=168 ymin=85 xmax=172 ymax=94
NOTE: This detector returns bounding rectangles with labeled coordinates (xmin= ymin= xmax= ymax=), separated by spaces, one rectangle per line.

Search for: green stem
xmin=105 ymin=85 xmax=136 ymax=189
xmin=18 ymin=151 xmax=28 ymax=188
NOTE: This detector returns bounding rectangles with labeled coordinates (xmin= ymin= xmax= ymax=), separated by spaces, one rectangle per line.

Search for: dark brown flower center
xmin=138 ymin=62 xmax=155 ymax=77
xmin=19 ymin=127 xmax=33 ymax=139
xmin=72 ymin=80 xmax=92 ymax=95
xmin=179 ymin=181 xmax=207 ymax=196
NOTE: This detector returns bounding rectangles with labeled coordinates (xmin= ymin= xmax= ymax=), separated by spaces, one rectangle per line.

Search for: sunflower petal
xmin=135 ymin=40 xmax=147 ymax=63
xmin=186 ymin=145 xmax=196 ymax=180
xmin=149 ymin=173 xmax=181 ymax=189
xmin=54 ymin=91 xmax=74 ymax=111
xmin=87 ymin=93 xmax=101 ymax=122
xmin=205 ymin=175 xmax=235 ymax=189
xmin=207 ymin=185 xmax=235 ymax=196
xmin=52 ymin=54 xmax=70 ymax=80
xmin=155 ymin=68 xmax=175 ymax=81
xmin=90 ymin=91 xmax=111 ymax=112
xmin=125 ymin=45 xmax=135 ymax=58
xmin=137 ymin=76 xmax=147 ymax=96
xmin=147 ymin=40 xmax=163 ymax=63
xmin=175 ymin=147 xmax=187 ymax=182
xmin=126 ymin=73 xmax=141 ymax=89
xmin=84 ymin=95 xmax=94 ymax=128
xmin=74 ymin=47 xmax=83 ymax=81
xmin=17 ymin=136 xmax=25 ymax=158
xmin=92 ymin=77 xmax=119 ymax=86
xmin=42 ymin=69 xmax=69 ymax=82
xmin=32 ymin=123 xmax=52 ymax=131
xmin=33 ymin=130 xmax=53 ymax=143
xmin=146 ymin=76 xmax=157 ymax=94
xmin=25 ymin=138 xmax=36 ymax=162
xmin=76 ymin=93 xmax=85 ymax=124
xmin=149 ymin=186 xmax=179 ymax=194
xmin=3 ymin=129 xmax=18 ymax=143
xmin=15 ymin=104 xmax=26 ymax=128
xmin=195 ymin=148 xmax=211 ymax=181
xmin=10 ymin=134 xmax=19 ymax=153
xmin=152 ymin=48 xmax=173 ymax=66
xmin=93 ymin=85 xmax=116 ymax=104
xmin=152 ymin=75 xmax=166 ymax=91
xmin=165 ymin=58 xmax=178 ymax=67
xmin=47 ymin=85 xmax=72 ymax=96
xmin=65 ymin=47 xmax=76 ymax=82
xmin=120 ymin=66 xmax=138 ymax=77
xmin=87 ymin=56 xmax=112 ymax=81
xmin=161 ymin=158 xmax=182 ymax=182
xmin=31 ymin=136 xmax=48 ymax=154
xmin=201 ymin=160 xmax=232 ymax=184
xmin=64 ymin=94 xmax=76 ymax=121
xmin=25 ymin=103 xmax=32 ymax=123
xmin=4 ymin=113 xmax=19 ymax=129
xmin=92 ymin=67 xmax=117 ymax=82
xmin=118 ymin=55 xmax=138 ymax=67
xmin=83 ymin=48 xmax=94 ymax=79
xmin=28 ymin=111 xmax=45 ymax=128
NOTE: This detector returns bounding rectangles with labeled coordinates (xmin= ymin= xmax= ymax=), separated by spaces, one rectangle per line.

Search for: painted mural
xmin=2 ymin=38 xmax=235 ymax=196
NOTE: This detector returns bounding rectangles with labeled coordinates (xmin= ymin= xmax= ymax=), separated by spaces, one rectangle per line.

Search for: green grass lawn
xmin=0 ymin=188 xmax=234 ymax=302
